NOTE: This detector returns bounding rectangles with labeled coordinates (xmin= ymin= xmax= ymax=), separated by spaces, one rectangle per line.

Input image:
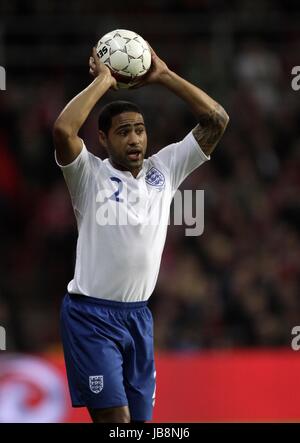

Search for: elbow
xmin=224 ymin=110 xmax=230 ymax=128
xmin=53 ymin=119 xmax=73 ymax=142
xmin=218 ymin=106 xmax=230 ymax=131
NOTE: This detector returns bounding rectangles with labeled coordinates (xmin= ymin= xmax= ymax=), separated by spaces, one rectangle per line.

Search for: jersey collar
xmin=104 ymin=158 xmax=146 ymax=179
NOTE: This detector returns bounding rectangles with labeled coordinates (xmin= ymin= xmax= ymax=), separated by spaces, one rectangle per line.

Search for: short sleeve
xmin=55 ymin=139 xmax=91 ymax=215
xmin=150 ymin=131 xmax=210 ymax=191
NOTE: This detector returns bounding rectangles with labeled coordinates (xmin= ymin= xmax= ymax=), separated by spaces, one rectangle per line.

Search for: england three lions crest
xmin=145 ymin=167 xmax=165 ymax=189
xmin=89 ymin=375 xmax=103 ymax=394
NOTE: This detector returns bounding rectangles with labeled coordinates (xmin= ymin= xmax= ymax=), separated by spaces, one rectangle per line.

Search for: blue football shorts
xmin=60 ymin=293 xmax=156 ymax=421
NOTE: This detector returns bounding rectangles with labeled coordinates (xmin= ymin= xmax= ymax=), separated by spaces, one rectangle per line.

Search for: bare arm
xmin=192 ymin=106 xmax=229 ymax=157
xmin=137 ymin=46 xmax=229 ymax=156
xmin=160 ymin=71 xmax=229 ymax=156
xmin=53 ymin=48 xmax=117 ymax=165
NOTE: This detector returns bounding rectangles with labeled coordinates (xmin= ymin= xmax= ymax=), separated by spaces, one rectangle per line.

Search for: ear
xmin=98 ymin=130 xmax=108 ymax=148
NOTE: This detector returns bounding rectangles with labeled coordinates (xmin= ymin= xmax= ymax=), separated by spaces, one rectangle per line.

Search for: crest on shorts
xmin=89 ymin=375 xmax=104 ymax=394
xmin=145 ymin=167 xmax=165 ymax=189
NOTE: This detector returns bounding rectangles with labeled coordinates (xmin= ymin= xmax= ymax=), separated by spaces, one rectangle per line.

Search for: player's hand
xmin=89 ymin=47 xmax=118 ymax=90
xmin=131 ymin=45 xmax=170 ymax=88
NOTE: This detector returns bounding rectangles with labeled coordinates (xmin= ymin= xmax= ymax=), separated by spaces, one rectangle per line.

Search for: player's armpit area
xmin=192 ymin=105 xmax=229 ymax=156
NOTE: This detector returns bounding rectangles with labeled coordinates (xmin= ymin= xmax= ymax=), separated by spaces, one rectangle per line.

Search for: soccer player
xmin=53 ymin=45 xmax=229 ymax=423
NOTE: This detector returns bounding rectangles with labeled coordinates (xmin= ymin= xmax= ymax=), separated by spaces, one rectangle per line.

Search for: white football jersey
xmin=55 ymin=131 xmax=210 ymax=302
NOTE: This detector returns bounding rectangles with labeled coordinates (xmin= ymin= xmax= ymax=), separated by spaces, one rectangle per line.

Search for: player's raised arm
xmin=135 ymin=46 xmax=229 ymax=156
xmin=53 ymin=47 xmax=117 ymax=165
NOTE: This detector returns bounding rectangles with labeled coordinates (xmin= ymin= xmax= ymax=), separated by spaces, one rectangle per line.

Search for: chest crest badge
xmin=145 ymin=167 xmax=165 ymax=189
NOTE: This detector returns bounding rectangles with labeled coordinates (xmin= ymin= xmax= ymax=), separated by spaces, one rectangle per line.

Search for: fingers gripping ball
xmin=96 ymin=29 xmax=151 ymax=89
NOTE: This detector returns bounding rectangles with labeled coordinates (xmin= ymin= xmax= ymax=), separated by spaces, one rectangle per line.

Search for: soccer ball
xmin=96 ymin=29 xmax=152 ymax=89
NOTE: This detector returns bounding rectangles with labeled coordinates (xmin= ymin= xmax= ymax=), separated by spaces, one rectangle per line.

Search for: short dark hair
xmin=98 ymin=101 xmax=144 ymax=134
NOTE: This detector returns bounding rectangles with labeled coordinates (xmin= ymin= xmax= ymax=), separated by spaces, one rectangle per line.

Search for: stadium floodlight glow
xmin=0 ymin=66 xmax=6 ymax=90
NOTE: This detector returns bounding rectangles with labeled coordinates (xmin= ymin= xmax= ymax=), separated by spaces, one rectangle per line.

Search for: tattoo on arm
xmin=192 ymin=105 xmax=229 ymax=156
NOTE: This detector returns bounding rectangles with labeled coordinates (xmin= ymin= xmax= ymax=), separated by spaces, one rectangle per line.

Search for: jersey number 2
xmin=109 ymin=177 xmax=123 ymax=202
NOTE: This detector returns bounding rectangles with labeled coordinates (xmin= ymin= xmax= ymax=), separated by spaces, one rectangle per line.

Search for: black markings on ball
xmin=99 ymin=46 xmax=108 ymax=58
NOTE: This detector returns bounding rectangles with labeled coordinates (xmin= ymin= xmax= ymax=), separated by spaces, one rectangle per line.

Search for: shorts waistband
xmin=67 ymin=293 xmax=148 ymax=309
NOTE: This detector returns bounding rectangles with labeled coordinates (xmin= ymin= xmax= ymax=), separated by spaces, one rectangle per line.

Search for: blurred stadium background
xmin=1 ymin=0 xmax=300 ymax=422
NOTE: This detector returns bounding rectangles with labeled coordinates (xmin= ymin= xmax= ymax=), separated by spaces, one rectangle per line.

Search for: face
xmin=99 ymin=112 xmax=147 ymax=177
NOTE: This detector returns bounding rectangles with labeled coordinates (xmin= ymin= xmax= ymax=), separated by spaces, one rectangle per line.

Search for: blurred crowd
xmin=1 ymin=1 xmax=300 ymax=351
